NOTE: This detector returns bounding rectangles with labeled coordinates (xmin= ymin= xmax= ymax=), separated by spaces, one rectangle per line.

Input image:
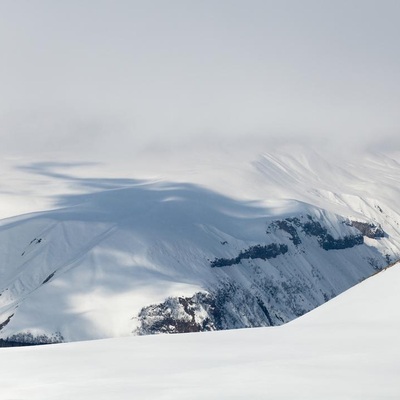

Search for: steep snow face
xmin=1 ymin=263 xmax=399 ymax=400
xmin=0 ymin=147 xmax=399 ymax=342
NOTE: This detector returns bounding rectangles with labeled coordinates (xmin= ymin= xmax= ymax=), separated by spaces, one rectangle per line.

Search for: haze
xmin=1 ymin=0 xmax=400 ymax=160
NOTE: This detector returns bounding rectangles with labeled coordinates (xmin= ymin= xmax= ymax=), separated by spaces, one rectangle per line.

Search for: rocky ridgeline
xmin=136 ymin=214 xmax=389 ymax=335
xmin=137 ymin=283 xmax=285 ymax=335
xmin=300 ymin=216 xmax=364 ymax=250
xmin=209 ymin=215 xmax=376 ymax=270
xmin=269 ymin=215 xmax=368 ymax=251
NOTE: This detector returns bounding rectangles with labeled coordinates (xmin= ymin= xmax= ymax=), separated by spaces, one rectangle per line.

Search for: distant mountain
xmin=0 ymin=147 xmax=399 ymax=343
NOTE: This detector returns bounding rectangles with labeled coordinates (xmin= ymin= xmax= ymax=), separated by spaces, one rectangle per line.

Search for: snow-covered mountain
xmin=1 ymin=261 xmax=399 ymax=399
xmin=0 ymin=145 xmax=400 ymax=343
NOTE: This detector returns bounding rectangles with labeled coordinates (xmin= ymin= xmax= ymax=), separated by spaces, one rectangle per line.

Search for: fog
xmin=1 ymin=0 xmax=400 ymax=160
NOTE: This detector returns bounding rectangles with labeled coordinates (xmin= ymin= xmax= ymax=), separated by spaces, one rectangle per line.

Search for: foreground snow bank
xmin=1 ymin=263 xmax=399 ymax=400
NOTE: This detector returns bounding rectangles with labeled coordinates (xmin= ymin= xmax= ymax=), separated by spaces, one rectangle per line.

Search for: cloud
xmin=0 ymin=1 xmax=399 ymax=160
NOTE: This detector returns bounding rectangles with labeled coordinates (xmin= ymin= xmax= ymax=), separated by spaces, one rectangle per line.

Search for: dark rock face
xmin=293 ymin=215 xmax=364 ymax=251
xmin=0 ymin=339 xmax=36 ymax=348
xmin=210 ymin=243 xmax=288 ymax=268
xmin=136 ymin=213 xmax=391 ymax=336
xmin=0 ymin=314 xmax=13 ymax=331
xmin=136 ymin=292 xmax=218 ymax=335
xmin=3 ymin=332 xmax=64 ymax=346
xmin=256 ymin=297 xmax=274 ymax=325
xmin=136 ymin=288 xmax=269 ymax=335
xmin=270 ymin=218 xmax=302 ymax=246
xmin=320 ymin=233 xmax=363 ymax=250
xmin=136 ymin=276 xmax=324 ymax=335
xmin=42 ymin=271 xmax=55 ymax=285
xmin=349 ymin=220 xmax=385 ymax=239
xmin=302 ymin=217 xmax=329 ymax=237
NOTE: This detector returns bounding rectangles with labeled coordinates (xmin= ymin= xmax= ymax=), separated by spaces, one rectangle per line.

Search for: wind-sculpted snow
xmin=1 ymin=263 xmax=399 ymax=399
xmin=0 ymin=148 xmax=399 ymax=342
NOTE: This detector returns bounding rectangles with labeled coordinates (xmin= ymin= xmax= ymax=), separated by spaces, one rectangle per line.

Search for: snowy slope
xmin=1 ymin=262 xmax=399 ymax=400
xmin=0 ymin=146 xmax=399 ymax=342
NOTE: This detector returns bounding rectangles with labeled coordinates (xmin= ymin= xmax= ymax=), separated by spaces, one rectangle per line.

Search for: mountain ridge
xmin=0 ymin=147 xmax=399 ymax=343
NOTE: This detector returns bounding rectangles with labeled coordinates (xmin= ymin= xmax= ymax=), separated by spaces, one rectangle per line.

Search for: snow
xmin=0 ymin=144 xmax=398 ymax=396
xmin=0 ymin=145 xmax=399 ymax=341
xmin=0 ymin=185 xmax=392 ymax=340
xmin=1 ymin=263 xmax=399 ymax=399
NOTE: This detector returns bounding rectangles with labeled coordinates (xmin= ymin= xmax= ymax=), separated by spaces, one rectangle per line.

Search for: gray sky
xmin=1 ymin=0 xmax=400 ymax=158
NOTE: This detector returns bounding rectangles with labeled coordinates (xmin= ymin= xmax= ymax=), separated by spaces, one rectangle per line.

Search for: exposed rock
xmin=300 ymin=215 xmax=364 ymax=250
xmin=136 ymin=277 xmax=325 ymax=335
xmin=348 ymin=220 xmax=385 ymax=239
xmin=137 ymin=213 xmax=390 ymax=336
xmin=210 ymin=243 xmax=288 ymax=268
xmin=269 ymin=218 xmax=302 ymax=246
xmin=4 ymin=331 xmax=64 ymax=345
xmin=136 ymin=292 xmax=218 ymax=335
xmin=0 ymin=314 xmax=14 ymax=331
xmin=42 ymin=271 xmax=55 ymax=285
xmin=320 ymin=233 xmax=363 ymax=250
xmin=0 ymin=338 xmax=36 ymax=348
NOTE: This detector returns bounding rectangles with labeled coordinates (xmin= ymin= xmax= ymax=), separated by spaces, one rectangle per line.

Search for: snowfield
xmin=0 ymin=145 xmax=400 ymax=342
xmin=0 ymin=145 xmax=399 ymax=399
xmin=2 ymin=1 xmax=400 ymax=397
xmin=1 ymin=262 xmax=399 ymax=399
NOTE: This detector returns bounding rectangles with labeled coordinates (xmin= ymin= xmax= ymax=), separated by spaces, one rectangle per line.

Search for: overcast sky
xmin=1 ymin=0 xmax=400 ymax=159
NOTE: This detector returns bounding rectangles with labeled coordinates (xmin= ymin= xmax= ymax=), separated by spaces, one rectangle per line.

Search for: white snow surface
xmin=1 ymin=262 xmax=399 ymax=400
xmin=0 ymin=145 xmax=400 ymax=341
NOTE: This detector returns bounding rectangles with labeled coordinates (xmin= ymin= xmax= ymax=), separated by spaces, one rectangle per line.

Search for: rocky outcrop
xmin=210 ymin=243 xmax=288 ymax=268
xmin=320 ymin=233 xmax=363 ymax=250
xmin=0 ymin=314 xmax=13 ymax=331
xmin=0 ymin=338 xmax=36 ymax=347
xmin=136 ymin=213 xmax=391 ymax=336
xmin=3 ymin=331 xmax=64 ymax=346
xmin=348 ymin=220 xmax=385 ymax=239
xmin=270 ymin=215 xmax=365 ymax=251
xmin=136 ymin=276 xmax=324 ymax=335
xmin=136 ymin=293 xmax=218 ymax=335
xmin=269 ymin=218 xmax=302 ymax=246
